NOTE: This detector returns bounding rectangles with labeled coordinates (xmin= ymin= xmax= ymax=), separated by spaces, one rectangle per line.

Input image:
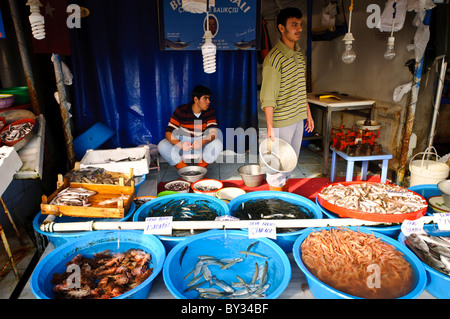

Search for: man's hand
xmin=181 ymin=141 xmax=192 ymax=151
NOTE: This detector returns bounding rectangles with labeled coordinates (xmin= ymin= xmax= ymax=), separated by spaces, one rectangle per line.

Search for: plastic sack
xmin=407 ymin=12 xmax=430 ymax=61
xmin=377 ymin=0 xmax=408 ymax=32
xmin=321 ymin=2 xmax=337 ymax=30
xmin=407 ymin=0 xmax=436 ymax=12
xmin=393 ymin=82 xmax=412 ymax=102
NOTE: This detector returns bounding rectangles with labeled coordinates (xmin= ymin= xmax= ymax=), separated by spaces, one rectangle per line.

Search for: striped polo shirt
xmin=166 ymin=102 xmax=218 ymax=137
xmin=260 ymin=40 xmax=308 ymax=128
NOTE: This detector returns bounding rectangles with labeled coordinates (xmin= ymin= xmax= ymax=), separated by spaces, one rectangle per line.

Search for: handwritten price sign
xmin=248 ymin=221 xmax=276 ymax=239
xmin=144 ymin=216 xmax=173 ymax=235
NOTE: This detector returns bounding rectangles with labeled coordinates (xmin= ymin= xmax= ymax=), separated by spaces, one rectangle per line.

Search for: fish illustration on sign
xmin=232 ymin=39 xmax=256 ymax=50
xmin=165 ymin=38 xmax=192 ymax=50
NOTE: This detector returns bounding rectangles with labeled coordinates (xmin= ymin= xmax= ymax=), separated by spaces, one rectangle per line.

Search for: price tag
xmin=144 ymin=216 xmax=173 ymax=235
xmin=435 ymin=213 xmax=450 ymax=231
xmin=248 ymin=221 xmax=276 ymax=239
xmin=401 ymin=219 xmax=426 ymax=237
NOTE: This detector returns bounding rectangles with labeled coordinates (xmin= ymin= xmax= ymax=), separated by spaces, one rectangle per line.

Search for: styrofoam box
xmin=80 ymin=146 xmax=150 ymax=176
xmin=0 ymin=146 xmax=23 ymax=196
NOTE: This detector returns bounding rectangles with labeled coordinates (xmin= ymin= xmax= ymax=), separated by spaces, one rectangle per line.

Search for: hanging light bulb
xmin=202 ymin=30 xmax=216 ymax=73
xmin=342 ymin=33 xmax=356 ymax=64
xmin=384 ymin=1 xmax=397 ymax=60
xmin=384 ymin=36 xmax=396 ymax=60
xmin=342 ymin=0 xmax=356 ymax=64
xmin=26 ymin=0 xmax=45 ymax=40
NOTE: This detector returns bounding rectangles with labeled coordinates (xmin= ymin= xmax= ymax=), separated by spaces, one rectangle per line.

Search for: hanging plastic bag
xmin=377 ymin=0 xmax=408 ymax=32
xmin=321 ymin=2 xmax=337 ymax=30
xmin=393 ymin=82 xmax=412 ymax=102
xmin=406 ymin=12 xmax=430 ymax=61
xmin=407 ymin=0 xmax=436 ymax=12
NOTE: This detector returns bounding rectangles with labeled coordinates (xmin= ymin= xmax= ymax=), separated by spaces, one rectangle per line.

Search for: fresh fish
xmin=179 ymin=246 xmax=188 ymax=267
xmin=202 ymin=265 xmax=213 ymax=283
xmin=238 ymin=251 xmax=268 ymax=259
xmin=213 ymin=277 xmax=234 ymax=294
xmin=251 ymin=262 xmax=259 ymax=284
xmin=407 ymin=234 xmax=430 ymax=252
xmin=418 ymin=234 xmax=450 ymax=248
xmin=187 ymin=274 xmax=204 ymax=287
xmin=246 ymin=241 xmax=259 ymax=251
xmin=220 ymin=258 xmax=243 ymax=270
xmin=184 ymin=279 xmax=208 ymax=292
xmin=429 ymin=244 xmax=450 ymax=259
xmin=440 ymin=255 xmax=450 ymax=272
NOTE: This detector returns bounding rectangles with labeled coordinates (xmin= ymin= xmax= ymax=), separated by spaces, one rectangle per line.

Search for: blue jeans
xmin=158 ymin=134 xmax=223 ymax=166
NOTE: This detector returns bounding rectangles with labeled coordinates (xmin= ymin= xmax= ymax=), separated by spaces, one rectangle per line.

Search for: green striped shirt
xmin=260 ymin=40 xmax=307 ymax=128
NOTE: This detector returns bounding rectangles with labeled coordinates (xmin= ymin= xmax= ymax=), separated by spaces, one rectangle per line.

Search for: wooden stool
xmin=330 ymin=147 xmax=392 ymax=183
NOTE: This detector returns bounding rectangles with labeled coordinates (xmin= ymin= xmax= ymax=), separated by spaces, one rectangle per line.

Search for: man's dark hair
xmin=276 ymin=7 xmax=302 ymax=29
xmin=192 ymin=85 xmax=211 ymax=101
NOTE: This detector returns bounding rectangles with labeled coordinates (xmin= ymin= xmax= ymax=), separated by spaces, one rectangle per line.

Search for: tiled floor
xmin=1 ymin=144 xmax=384 ymax=299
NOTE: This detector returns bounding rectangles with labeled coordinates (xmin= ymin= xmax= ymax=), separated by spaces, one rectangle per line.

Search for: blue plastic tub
xmin=163 ymin=229 xmax=291 ymax=299
xmin=408 ymin=184 xmax=441 ymax=215
xmin=292 ymin=227 xmax=427 ymax=299
xmin=398 ymin=224 xmax=450 ymax=299
xmin=134 ymin=174 xmax=146 ymax=193
xmin=31 ymin=230 xmax=165 ymax=299
xmin=33 ymin=202 xmax=136 ymax=248
xmin=133 ymin=193 xmax=230 ymax=252
xmin=228 ymin=191 xmax=323 ymax=253
xmin=315 ymin=196 xmax=401 ymax=238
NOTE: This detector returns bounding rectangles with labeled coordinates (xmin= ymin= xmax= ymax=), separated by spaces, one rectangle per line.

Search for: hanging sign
xmin=0 ymin=10 xmax=5 ymax=38
xmin=158 ymin=0 xmax=260 ymax=51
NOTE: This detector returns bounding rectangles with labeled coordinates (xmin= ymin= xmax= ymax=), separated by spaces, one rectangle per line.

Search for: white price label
xmin=435 ymin=213 xmax=450 ymax=231
xmin=144 ymin=216 xmax=173 ymax=235
xmin=248 ymin=221 xmax=276 ymax=239
xmin=401 ymin=219 xmax=426 ymax=237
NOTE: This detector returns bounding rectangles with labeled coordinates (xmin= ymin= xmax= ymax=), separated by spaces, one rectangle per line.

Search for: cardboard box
xmin=0 ymin=146 xmax=23 ymax=196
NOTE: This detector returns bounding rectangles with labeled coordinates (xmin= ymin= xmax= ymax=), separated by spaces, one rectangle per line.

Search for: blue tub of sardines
xmin=228 ymin=191 xmax=322 ymax=253
xmin=133 ymin=193 xmax=230 ymax=252
xmin=163 ymin=229 xmax=291 ymax=299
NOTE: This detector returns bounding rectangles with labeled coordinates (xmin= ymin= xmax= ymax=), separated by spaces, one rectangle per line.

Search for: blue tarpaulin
xmin=69 ymin=0 xmax=258 ymax=152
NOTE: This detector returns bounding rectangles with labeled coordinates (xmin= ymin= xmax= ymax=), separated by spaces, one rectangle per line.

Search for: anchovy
xmin=179 ymin=246 xmax=188 ymax=267
xmin=220 ymin=258 xmax=243 ymax=270
xmin=238 ymin=251 xmax=268 ymax=259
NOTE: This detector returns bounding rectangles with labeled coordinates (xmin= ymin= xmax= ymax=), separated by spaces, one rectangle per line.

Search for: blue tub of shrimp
xmin=31 ymin=230 xmax=165 ymax=299
xmin=315 ymin=195 xmax=401 ymax=238
xmin=228 ymin=191 xmax=322 ymax=253
xmin=163 ymin=229 xmax=291 ymax=299
xmin=293 ymin=227 xmax=427 ymax=299
xmin=133 ymin=193 xmax=230 ymax=252
xmin=398 ymin=224 xmax=450 ymax=299
xmin=33 ymin=201 xmax=136 ymax=248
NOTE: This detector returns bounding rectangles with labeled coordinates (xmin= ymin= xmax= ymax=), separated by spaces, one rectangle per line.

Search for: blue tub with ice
xmin=228 ymin=191 xmax=323 ymax=253
xmin=33 ymin=202 xmax=136 ymax=248
xmin=163 ymin=229 xmax=291 ymax=299
xmin=31 ymin=230 xmax=165 ymax=299
xmin=133 ymin=193 xmax=230 ymax=252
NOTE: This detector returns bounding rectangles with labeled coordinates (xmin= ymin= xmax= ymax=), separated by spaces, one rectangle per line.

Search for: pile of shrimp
xmin=301 ymin=228 xmax=415 ymax=299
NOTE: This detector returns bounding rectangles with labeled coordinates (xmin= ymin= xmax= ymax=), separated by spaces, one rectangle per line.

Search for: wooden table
xmin=307 ymin=93 xmax=376 ymax=176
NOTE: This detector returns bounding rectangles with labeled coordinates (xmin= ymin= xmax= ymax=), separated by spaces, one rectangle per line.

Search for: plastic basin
xmin=31 ymin=230 xmax=165 ymax=299
xmin=33 ymin=202 xmax=136 ymax=248
xmin=398 ymin=224 xmax=450 ymax=299
xmin=408 ymin=184 xmax=442 ymax=215
xmin=315 ymin=195 xmax=401 ymax=238
xmin=133 ymin=193 xmax=229 ymax=252
xmin=293 ymin=227 xmax=427 ymax=299
xmin=228 ymin=191 xmax=323 ymax=253
xmin=163 ymin=229 xmax=291 ymax=299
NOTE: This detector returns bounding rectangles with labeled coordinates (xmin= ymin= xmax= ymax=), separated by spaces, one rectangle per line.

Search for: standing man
xmin=260 ymin=7 xmax=314 ymax=191
xmin=158 ymin=85 xmax=223 ymax=170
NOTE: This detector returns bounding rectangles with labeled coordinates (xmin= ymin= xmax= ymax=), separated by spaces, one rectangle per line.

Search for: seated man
xmin=158 ymin=85 xmax=223 ymax=170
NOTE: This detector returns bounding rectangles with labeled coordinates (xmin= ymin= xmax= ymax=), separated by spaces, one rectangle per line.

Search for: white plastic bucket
xmin=409 ymin=147 xmax=449 ymax=186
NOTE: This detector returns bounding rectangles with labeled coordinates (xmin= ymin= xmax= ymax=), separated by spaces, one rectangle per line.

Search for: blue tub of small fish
xmin=398 ymin=224 xmax=450 ymax=299
xmin=33 ymin=202 xmax=136 ymax=248
xmin=133 ymin=193 xmax=230 ymax=252
xmin=31 ymin=230 xmax=165 ymax=299
xmin=293 ymin=227 xmax=427 ymax=299
xmin=315 ymin=196 xmax=401 ymax=238
xmin=228 ymin=191 xmax=323 ymax=253
xmin=408 ymin=184 xmax=441 ymax=215
xmin=163 ymin=229 xmax=291 ymax=299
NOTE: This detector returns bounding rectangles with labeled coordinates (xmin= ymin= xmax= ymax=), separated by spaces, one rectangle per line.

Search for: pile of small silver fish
xmin=182 ymin=241 xmax=270 ymax=299
xmin=139 ymin=198 xmax=220 ymax=237
xmin=405 ymin=233 xmax=450 ymax=276
xmin=0 ymin=121 xmax=34 ymax=142
xmin=64 ymin=167 xmax=126 ymax=185
xmin=165 ymin=181 xmax=190 ymax=191
xmin=180 ymin=170 xmax=202 ymax=176
xmin=50 ymin=187 xmax=97 ymax=206
xmin=319 ymin=182 xmax=427 ymax=214
xmin=195 ymin=185 xmax=220 ymax=191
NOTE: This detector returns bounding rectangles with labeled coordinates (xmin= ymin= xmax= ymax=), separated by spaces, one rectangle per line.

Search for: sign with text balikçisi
xmin=158 ymin=0 xmax=260 ymax=51
xmin=0 ymin=10 xmax=5 ymax=38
